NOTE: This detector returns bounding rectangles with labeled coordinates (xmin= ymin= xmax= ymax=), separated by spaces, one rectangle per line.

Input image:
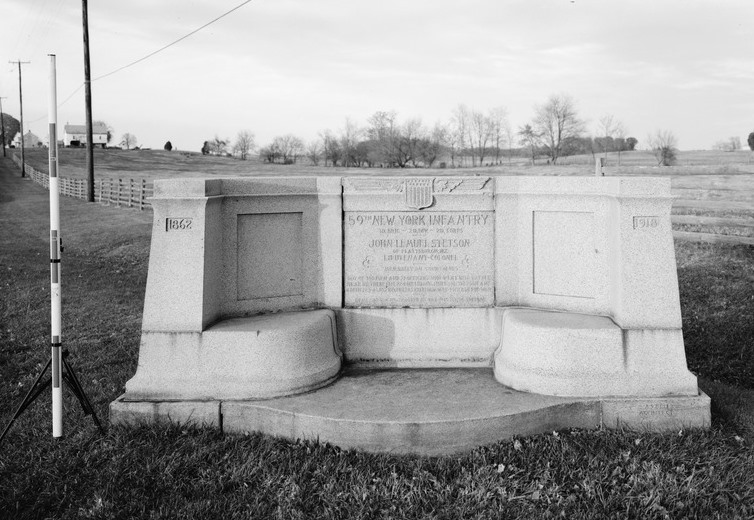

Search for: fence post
xmin=140 ymin=179 xmax=146 ymax=210
xmin=117 ymin=179 xmax=122 ymax=207
xmin=595 ymin=157 xmax=605 ymax=177
xmin=128 ymin=179 xmax=134 ymax=208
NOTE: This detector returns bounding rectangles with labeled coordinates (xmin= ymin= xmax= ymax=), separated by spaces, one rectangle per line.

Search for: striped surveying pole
xmin=0 ymin=55 xmax=103 ymax=445
xmin=48 ymin=54 xmax=63 ymax=437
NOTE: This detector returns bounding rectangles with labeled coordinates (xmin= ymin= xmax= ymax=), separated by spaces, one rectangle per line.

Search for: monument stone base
xmin=110 ymin=367 xmax=711 ymax=456
xmin=110 ymin=175 xmax=712 ymax=455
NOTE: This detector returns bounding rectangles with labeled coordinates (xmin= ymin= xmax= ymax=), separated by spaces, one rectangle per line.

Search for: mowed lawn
xmin=17 ymin=146 xmax=754 ymax=181
xmin=0 ymin=156 xmax=753 ymax=519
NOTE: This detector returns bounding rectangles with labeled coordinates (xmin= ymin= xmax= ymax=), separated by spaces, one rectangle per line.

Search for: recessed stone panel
xmin=533 ymin=210 xmax=595 ymax=299
xmin=237 ymin=212 xmax=303 ymax=300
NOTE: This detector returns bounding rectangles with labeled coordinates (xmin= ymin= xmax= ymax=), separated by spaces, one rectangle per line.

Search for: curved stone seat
xmin=123 ymin=309 xmax=341 ymax=401
xmin=493 ymin=308 xmax=698 ymax=397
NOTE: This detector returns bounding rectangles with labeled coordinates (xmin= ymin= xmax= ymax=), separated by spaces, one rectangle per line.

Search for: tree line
xmin=206 ymin=94 xmax=648 ymax=168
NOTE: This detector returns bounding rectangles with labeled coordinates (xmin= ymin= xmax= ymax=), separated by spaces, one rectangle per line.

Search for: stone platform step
xmin=111 ymin=368 xmax=710 ymax=456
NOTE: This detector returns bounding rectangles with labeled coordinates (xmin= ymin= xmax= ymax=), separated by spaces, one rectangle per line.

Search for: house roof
xmin=64 ymin=123 xmax=109 ymax=135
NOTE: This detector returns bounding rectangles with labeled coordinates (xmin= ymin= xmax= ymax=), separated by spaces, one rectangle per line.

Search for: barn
xmin=63 ymin=123 xmax=109 ymax=148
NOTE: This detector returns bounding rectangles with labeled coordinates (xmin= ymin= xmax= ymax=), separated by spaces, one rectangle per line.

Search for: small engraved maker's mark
xmin=166 ymin=218 xmax=193 ymax=231
xmin=633 ymin=216 xmax=659 ymax=230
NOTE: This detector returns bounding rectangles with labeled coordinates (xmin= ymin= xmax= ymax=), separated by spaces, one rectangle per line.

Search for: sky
xmin=1 ymin=0 xmax=752 ymax=152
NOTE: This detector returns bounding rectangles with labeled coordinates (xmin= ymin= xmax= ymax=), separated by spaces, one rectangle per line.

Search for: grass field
xmin=16 ymin=147 xmax=754 ymax=181
xmin=1 ymin=155 xmax=753 ymax=518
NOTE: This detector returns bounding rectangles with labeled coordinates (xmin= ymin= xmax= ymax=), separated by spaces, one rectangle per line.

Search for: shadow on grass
xmin=677 ymin=241 xmax=754 ymax=389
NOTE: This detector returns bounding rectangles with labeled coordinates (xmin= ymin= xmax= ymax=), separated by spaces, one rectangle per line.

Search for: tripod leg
xmin=0 ymin=358 xmax=52 ymax=446
xmin=61 ymin=352 xmax=105 ymax=434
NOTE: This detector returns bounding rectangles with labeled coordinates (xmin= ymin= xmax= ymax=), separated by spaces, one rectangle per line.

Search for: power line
xmin=93 ymin=0 xmax=253 ymax=82
xmin=25 ymin=0 xmax=254 ymax=125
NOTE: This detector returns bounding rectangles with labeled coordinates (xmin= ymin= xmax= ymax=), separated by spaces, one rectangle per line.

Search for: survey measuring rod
xmin=48 ymin=54 xmax=63 ymax=436
xmin=0 ymin=56 xmax=103 ymax=445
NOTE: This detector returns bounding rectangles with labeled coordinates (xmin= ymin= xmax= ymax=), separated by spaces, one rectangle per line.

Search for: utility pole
xmin=10 ymin=60 xmax=30 ymax=176
xmin=82 ymin=0 xmax=95 ymax=201
xmin=0 ymin=96 xmax=6 ymax=158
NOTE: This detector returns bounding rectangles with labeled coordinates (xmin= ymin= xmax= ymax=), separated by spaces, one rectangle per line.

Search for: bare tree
xmin=488 ymin=106 xmax=508 ymax=164
xmin=469 ymin=109 xmax=493 ymax=166
xmin=713 ymin=137 xmax=741 ymax=152
xmin=398 ymin=117 xmax=424 ymax=168
xmin=504 ymin=121 xmax=515 ymax=166
xmin=339 ymin=118 xmax=362 ymax=167
xmin=418 ymin=121 xmax=448 ymax=168
xmin=648 ymin=130 xmax=678 ymax=166
xmin=269 ymin=134 xmax=304 ymax=163
xmin=596 ymin=114 xmax=626 ymax=165
xmin=232 ymin=130 xmax=255 ymax=160
xmin=451 ymin=104 xmax=470 ymax=167
xmin=366 ymin=110 xmax=399 ymax=167
xmin=306 ymin=139 xmax=322 ymax=165
xmin=532 ymin=93 xmax=586 ymax=164
xmin=120 ymin=132 xmax=137 ymax=150
xmin=319 ymin=130 xmax=341 ymax=166
xmin=208 ymin=135 xmax=230 ymax=156
xmin=518 ymin=124 xmax=540 ymax=165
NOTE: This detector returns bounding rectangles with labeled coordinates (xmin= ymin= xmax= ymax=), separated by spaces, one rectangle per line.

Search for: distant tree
xmin=469 ymin=109 xmax=493 ymax=166
xmin=504 ymin=122 xmax=515 ymax=165
xmin=532 ymin=93 xmax=586 ymax=164
xmin=201 ymin=141 xmax=210 ymax=155
xmin=366 ymin=110 xmax=399 ymax=167
xmin=417 ymin=121 xmax=448 ymax=168
xmin=713 ymin=137 xmax=742 ymax=152
xmin=208 ymin=136 xmax=229 ymax=156
xmin=339 ymin=118 xmax=362 ymax=167
xmin=319 ymin=130 xmax=341 ymax=166
xmin=262 ymin=134 xmax=304 ymax=164
xmin=305 ymin=139 xmax=322 ymax=165
xmin=748 ymin=132 xmax=754 ymax=151
xmin=488 ymin=106 xmax=508 ymax=164
xmin=398 ymin=117 xmax=424 ymax=167
xmin=451 ymin=104 xmax=470 ymax=166
xmin=596 ymin=114 xmax=626 ymax=164
xmin=232 ymin=130 xmax=255 ymax=160
xmin=625 ymin=137 xmax=638 ymax=151
xmin=120 ymin=133 xmax=138 ymax=150
xmin=518 ymin=124 xmax=540 ymax=165
xmin=1 ymin=113 xmax=21 ymax=148
xmin=164 ymin=141 xmax=173 ymax=151
xmin=648 ymin=130 xmax=678 ymax=166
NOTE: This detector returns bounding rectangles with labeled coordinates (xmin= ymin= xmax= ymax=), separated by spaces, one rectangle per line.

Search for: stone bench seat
xmin=494 ymin=308 xmax=699 ymax=397
xmin=122 ymin=310 xmax=341 ymax=401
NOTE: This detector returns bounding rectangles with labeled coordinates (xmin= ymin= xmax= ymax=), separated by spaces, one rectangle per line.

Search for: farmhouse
xmin=63 ymin=122 xmax=109 ymax=148
xmin=11 ymin=130 xmax=42 ymax=148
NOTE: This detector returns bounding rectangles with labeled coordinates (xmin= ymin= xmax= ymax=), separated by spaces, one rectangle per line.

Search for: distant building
xmin=63 ymin=123 xmax=109 ymax=148
xmin=12 ymin=131 xmax=43 ymax=148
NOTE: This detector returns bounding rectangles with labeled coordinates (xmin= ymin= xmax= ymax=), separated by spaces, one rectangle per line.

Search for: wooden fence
xmin=671 ymin=214 xmax=754 ymax=246
xmin=9 ymin=153 xmax=153 ymax=210
xmin=8 ymin=153 xmax=753 ymax=243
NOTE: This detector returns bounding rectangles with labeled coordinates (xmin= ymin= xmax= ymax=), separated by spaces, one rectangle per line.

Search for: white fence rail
xmin=10 ymin=153 xmax=153 ymax=210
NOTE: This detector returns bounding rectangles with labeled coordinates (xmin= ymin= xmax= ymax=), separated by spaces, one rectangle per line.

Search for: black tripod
xmin=0 ymin=349 xmax=105 ymax=446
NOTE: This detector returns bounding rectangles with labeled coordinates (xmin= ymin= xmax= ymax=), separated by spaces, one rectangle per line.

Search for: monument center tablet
xmin=344 ymin=177 xmax=494 ymax=308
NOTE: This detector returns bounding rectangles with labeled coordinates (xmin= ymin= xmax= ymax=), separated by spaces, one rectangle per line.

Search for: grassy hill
xmin=15 ymin=147 xmax=754 ymax=182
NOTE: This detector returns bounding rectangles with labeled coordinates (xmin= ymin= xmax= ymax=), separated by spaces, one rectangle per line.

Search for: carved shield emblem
xmin=405 ymin=179 xmax=434 ymax=209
